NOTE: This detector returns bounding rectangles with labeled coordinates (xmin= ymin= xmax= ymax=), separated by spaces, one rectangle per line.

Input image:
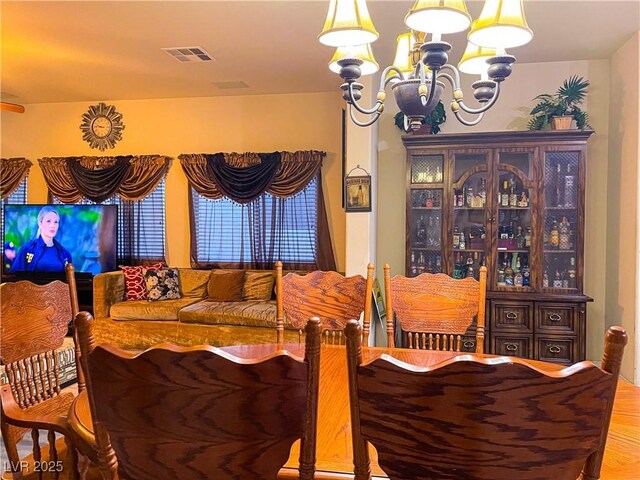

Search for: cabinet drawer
xmin=492 ymin=334 xmax=532 ymax=359
xmin=460 ymin=335 xmax=481 ymax=353
xmin=535 ymin=336 xmax=578 ymax=365
xmin=492 ymin=302 xmax=533 ymax=333
xmin=536 ymin=303 xmax=578 ymax=335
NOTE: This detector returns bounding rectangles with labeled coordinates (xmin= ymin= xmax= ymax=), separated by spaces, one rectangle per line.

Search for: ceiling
xmin=1 ymin=0 xmax=639 ymax=105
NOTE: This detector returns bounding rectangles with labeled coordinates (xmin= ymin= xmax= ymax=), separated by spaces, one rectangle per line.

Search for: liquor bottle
xmin=478 ymin=177 xmax=487 ymax=206
xmin=516 ymin=226 xmax=525 ymax=249
xmin=435 ymin=165 xmax=443 ymax=182
xmin=553 ymin=270 xmax=563 ymax=288
xmin=497 ymin=257 xmax=506 ymax=286
xmin=417 ymin=215 xmax=426 ymax=245
xmin=425 ymin=166 xmax=434 ymax=183
xmin=543 ymin=270 xmax=549 ymax=287
xmin=522 ymin=260 xmax=531 ymax=286
xmin=517 ymin=190 xmax=529 ymax=208
xmin=410 ymin=252 xmax=417 ymax=276
xmin=426 ymin=216 xmax=435 ymax=247
xmin=564 ymin=164 xmax=575 ymax=207
xmin=466 ymin=186 xmax=473 ymax=207
xmin=417 ymin=252 xmax=426 ymax=274
xmin=457 ymin=189 xmax=464 ymax=207
xmin=504 ymin=258 xmax=514 ymax=286
xmin=514 ymin=269 xmax=523 ymax=286
xmin=453 ymin=226 xmax=460 ymax=249
xmin=549 ymin=220 xmax=559 ymax=249
xmin=568 ymin=257 xmax=577 ymax=288
xmin=454 ymin=252 xmax=464 ymax=279
xmin=501 ymin=180 xmax=509 ymax=207
xmin=433 ymin=214 xmax=441 ymax=247
xmin=459 ymin=230 xmax=466 ymax=250
xmin=465 ymin=254 xmax=474 ymax=277
xmin=425 ymin=190 xmax=434 ymax=208
xmin=435 ymin=256 xmax=442 ymax=273
xmin=524 ymin=227 xmax=532 ymax=248
xmin=426 ymin=259 xmax=434 ymax=274
xmin=509 ymin=182 xmax=518 ymax=207
xmin=558 ymin=216 xmax=571 ymax=250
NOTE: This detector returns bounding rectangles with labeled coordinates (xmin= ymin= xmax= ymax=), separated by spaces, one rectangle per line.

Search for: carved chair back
xmin=383 ymin=264 xmax=487 ymax=352
xmin=276 ymin=261 xmax=374 ymax=345
xmin=76 ymin=312 xmax=322 ymax=480
xmin=0 ymin=264 xmax=87 ymax=476
xmin=345 ymin=320 xmax=627 ymax=480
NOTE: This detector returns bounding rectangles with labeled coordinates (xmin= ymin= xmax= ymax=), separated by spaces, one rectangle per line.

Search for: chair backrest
xmin=76 ymin=312 xmax=322 ymax=480
xmin=345 ymin=320 xmax=627 ymax=480
xmin=275 ymin=261 xmax=374 ymax=345
xmin=384 ymin=264 xmax=487 ymax=352
xmin=0 ymin=265 xmax=79 ymax=406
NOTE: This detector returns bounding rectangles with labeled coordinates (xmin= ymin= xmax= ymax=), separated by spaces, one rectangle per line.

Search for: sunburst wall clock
xmin=80 ymin=102 xmax=125 ymax=151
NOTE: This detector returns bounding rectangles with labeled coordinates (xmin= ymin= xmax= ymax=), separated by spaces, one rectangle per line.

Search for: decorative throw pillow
xmin=145 ymin=268 xmax=182 ymax=302
xmin=242 ymin=272 xmax=275 ymax=301
xmin=207 ymin=270 xmax=245 ymax=302
xmin=120 ymin=263 xmax=163 ymax=301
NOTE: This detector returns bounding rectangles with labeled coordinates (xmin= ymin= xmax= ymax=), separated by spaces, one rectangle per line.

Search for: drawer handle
xmin=505 ymin=343 xmax=519 ymax=352
xmin=548 ymin=345 xmax=562 ymax=354
xmin=505 ymin=311 xmax=519 ymax=320
xmin=463 ymin=340 xmax=475 ymax=348
xmin=548 ymin=313 xmax=562 ymax=322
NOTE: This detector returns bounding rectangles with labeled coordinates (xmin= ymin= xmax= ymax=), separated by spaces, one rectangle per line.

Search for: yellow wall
xmin=0 ymin=92 xmax=347 ymax=271
xmin=377 ymin=59 xmax=611 ymax=362
xmin=607 ymin=32 xmax=639 ymax=382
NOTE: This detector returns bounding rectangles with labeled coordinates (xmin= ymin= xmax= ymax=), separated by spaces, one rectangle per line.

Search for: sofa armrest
xmin=93 ymin=271 xmax=125 ymax=319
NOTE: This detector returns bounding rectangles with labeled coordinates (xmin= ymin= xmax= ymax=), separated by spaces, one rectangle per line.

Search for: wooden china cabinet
xmin=403 ymin=130 xmax=593 ymax=365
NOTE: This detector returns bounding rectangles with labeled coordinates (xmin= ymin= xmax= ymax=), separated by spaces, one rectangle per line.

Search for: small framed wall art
xmin=344 ymin=165 xmax=371 ymax=213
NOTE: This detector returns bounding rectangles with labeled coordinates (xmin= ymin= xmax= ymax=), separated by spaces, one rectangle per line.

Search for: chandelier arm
xmin=453 ymin=110 xmax=486 ymax=126
xmin=348 ymin=104 xmax=381 ymax=127
xmin=421 ymin=67 xmax=438 ymax=107
xmin=379 ymin=66 xmax=403 ymax=90
xmin=457 ymin=82 xmax=502 ymax=115
xmin=440 ymin=65 xmax=461 ymax=90
xmin=348 ymin=83 xmax=383 ymax=115
xmin=438 ymin=72 xmax=456 ymax=90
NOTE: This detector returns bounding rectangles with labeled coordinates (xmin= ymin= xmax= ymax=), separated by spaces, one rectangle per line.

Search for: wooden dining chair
xmin=0 ymin=264 xmax=90 ymax=479
xmin=275 ymin=261 xmax=375 ymax=345
xmin=75 ymin=312 xmax=322 ymax=480
xmin=345 ymin=319 xmax=627 ymax=480
xmin=383 ymin=264 xmax=487 ymax=352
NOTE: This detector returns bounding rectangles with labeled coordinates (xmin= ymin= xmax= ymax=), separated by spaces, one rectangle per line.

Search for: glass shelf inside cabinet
xmin=543 ymin=151 xmax=579 ymax=290
xmin=409 ymin=188 xmax=442 ymax=277
xmin=411 ymin=155 xmax=444 ymax=184
xmin=452 ymin=172 xmax=487 ymax=281
xmin=496 ymin=172 xmax=532 ymax=289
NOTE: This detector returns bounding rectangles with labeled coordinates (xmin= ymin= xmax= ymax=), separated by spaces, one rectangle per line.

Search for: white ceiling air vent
xmin=162 ymin=47 xmax=214 ymax=63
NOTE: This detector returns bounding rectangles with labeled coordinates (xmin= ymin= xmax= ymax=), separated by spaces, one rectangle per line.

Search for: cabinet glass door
xmin=451 ymin=153 xmax=489 ymax=281
xmin=408 ymin=153 xmax=444 ymax=277
xmin=495 ymin=150 xmax=534 ymax=290
xmin=542 ymin=151 xmax=579 ymax=290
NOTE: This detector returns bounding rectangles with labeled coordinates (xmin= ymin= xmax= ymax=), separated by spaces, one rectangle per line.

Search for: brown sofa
xmin=92 ymin=268 xmax=300 ymax=350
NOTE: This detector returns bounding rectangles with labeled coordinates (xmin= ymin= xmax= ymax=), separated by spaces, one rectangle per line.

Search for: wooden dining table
xmin=68 ymin=344 xmax=640 ymax=479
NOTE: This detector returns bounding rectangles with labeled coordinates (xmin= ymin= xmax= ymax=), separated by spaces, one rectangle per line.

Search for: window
xmin=1 ymin=179 xmax=28 ymax=234
xmin=191 ymin=176 xmax=319 ymax=268
xmin=53 ymin=178 xmax=166 ymax=264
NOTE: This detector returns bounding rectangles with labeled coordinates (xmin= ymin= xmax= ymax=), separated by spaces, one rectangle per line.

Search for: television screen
xmin=3 ymin=204 xmax=117 ymax=275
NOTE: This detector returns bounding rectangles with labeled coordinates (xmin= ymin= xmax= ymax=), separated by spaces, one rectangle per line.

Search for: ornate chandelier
xmin=319 ymin=0 xmax=533 ymax=131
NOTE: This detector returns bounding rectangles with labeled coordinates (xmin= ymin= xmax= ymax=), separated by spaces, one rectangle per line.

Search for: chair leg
xmin=1 ymin=421 xmax=26 ymax=475
xmin=65 ymin=435 xmax=80 ymax=480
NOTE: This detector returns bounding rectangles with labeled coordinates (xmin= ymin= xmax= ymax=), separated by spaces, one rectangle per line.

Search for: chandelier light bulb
xmin=330 ymin=44 xmax=379 ymax=76
xmin=405 ymin=0 xmax=471 ymax=35
xmin=319 ymin=0 xmax=379 ymax=47
xmin=468 ymin=0 xmax=533 ymax=49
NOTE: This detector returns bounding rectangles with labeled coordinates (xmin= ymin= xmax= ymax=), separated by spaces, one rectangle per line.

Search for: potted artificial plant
xmin=394 ymin=100 xmax=446 ymax=134
xmin=528 ymin=75 xmax=591 ymax=130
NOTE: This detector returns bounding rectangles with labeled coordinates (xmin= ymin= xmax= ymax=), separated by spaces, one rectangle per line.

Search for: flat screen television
xmin=3 ymin=204 xmax=117 ymax=275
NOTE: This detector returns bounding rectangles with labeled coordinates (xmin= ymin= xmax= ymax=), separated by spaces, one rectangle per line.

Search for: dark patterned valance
xmin=1 ymin=157 xmax=32 ymax=199
xmin=179 ymin=150 xmax=324 ymax=203
xmin=39 ymin=155 xmax=172 ymax=203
